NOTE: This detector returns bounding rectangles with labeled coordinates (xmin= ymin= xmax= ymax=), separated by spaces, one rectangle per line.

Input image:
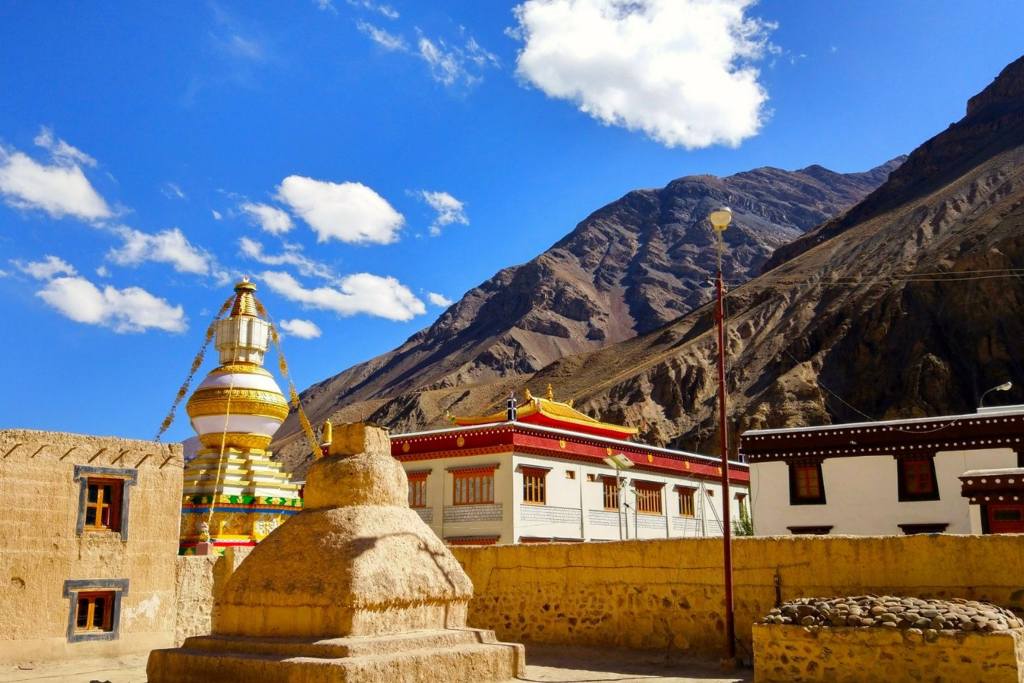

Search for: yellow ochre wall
xmin=452 ymin=534 xmax=1024 ymax=660
xmin=0 ymin=429 xmax=183 ymax=664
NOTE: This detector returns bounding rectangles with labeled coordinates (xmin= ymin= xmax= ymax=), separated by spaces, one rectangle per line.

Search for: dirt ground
xmin=1 ymin=646 xmax=752 ymax=683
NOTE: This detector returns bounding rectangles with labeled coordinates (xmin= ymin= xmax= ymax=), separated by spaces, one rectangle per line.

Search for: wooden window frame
xmin=897 ymin=456 xmax=940 ymax=502
xmin=634 ymin=481 xmax=664 ymax=516
xmin=73 ymin=465 xmax=137 ymax=541
xmin=788 ymin=461 xmax=826 ymax=505
xmin=407 ymin=473 xmax=428 ymax=509
xmin=521 ymin=466 xmax=548 ymax=506
xmin=787 ymin=525 xmax=833 ymax=535
xmin=63 ymin=578 xmax=128 ymax=643
xmin=451 ymin=467 xmax=495 ymax=506
xmin=84 ymin=478 xmax=124 ymax=532
xmin=677 ymin=486 xmax=697 ymax=518
xmin=601 ymin=476 xmax=620 ymax=511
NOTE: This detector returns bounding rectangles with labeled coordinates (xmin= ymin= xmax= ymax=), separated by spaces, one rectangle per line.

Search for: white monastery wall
xmin=751 ymin=447 xmax=1017 ymax=536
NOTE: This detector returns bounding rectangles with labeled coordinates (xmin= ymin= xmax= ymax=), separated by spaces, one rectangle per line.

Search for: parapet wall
xmin=451 ymin=534 xmax=1024 ymax=659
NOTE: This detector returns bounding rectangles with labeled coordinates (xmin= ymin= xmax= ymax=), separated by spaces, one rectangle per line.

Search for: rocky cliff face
xmin=274 ymin=160 xmax=899 ymax=468
xmin=275 ymin=56 xmax=1024 ymax=475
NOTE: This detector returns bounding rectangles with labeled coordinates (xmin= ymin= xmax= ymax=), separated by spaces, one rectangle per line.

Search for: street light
xmin=980 ymin=381 xmax=1013 ymax=407
xmin=603 ymin=453 xmax=633 ymax=540
xmin=708 ymin=207 xmax=736 ymax=664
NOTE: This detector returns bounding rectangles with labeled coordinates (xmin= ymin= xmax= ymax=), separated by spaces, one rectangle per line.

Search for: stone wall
xmin=451 ymin=534 xmax=1024 ymax=660
xmin=0 ymin=429 xmax=182 ymax=664
xmin=752 ymin=624 xmax=1024 ymax=682
xmin=173 ymin=547 xmax=252 ymax=644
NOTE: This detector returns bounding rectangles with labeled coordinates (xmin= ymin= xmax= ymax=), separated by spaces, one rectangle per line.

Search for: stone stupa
xmin=148 ymin=422 xmax=524 ymax=682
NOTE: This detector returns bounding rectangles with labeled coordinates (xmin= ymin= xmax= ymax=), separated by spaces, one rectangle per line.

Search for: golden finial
xmin=230 ymin=277 xmax=259 ymax=317
xmin=320 ymin=420 xmax=333 ymax=447
xmin=546 ymin=383 xmax=554 ymax=401
xmin=567 ymin=398 xmax=574 ymax=408
xmin=445 ymin=409 xmax=455 ymax=424
xmin=524 ymin=388 xmax=533 ymax=402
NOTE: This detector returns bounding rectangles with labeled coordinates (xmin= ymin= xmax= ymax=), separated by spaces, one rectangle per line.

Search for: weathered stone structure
xmin=0 ymin=429 xmax=182 ymax=665
xmin=754 ymin=626 xmax=1024 ymax=682
xmin=149 ymin=423 xmax=524 ymax=681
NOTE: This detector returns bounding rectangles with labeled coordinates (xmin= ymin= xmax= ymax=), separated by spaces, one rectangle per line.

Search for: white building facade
xmin=391 ymin=395 xmax=749 ymax=546
xmin=742 ymin=406 xmax=1024 ymax=536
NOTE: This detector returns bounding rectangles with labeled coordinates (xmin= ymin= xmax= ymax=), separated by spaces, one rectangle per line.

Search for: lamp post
xmin=980 ymin=381 xmax=1013 ymax=408
xmin=708 ymin=207 xmax=736 ymax=662
xmin=603 ymin=453 xmax=634 ymax=540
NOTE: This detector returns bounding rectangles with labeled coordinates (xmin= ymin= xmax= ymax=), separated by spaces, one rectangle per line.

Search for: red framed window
xmin=453 ymin=469 xmax=494 ymax=505
xmin=84 ymin=478 xmax=124 ymax=532
xmin=789 ymin=462 xmax=826 ymax=505
xmin=75 ymin=591 xmax=114 ymax=633
xmin=898 ymin=457 xmax=939 ymax=501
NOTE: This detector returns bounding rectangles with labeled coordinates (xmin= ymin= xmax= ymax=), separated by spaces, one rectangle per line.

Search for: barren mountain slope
xmin=275 ymin=56 xmax=1024 ymax=475
xmin=273 ymin=160 xmax=899 ymax=465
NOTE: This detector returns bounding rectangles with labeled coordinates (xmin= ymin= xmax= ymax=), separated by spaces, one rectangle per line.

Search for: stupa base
xmin=147 ymin=627 xmax=525 ymax=682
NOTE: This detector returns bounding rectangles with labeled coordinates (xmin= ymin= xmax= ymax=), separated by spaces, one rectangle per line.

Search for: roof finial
xmin=546 ymin=383 xmax=554 ymax=401
xmin=524 ymin=388 xmax=533 ymax=402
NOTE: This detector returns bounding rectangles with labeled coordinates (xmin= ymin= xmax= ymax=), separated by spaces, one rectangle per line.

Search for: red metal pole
xmin=716 ymin=261 xmax=736 ymax=661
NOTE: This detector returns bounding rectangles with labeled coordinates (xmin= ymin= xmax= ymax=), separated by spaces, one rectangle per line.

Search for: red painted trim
xmin=445 ymin=536 xmax=499 ymax=546
xmin=391 ymin=423 xmax=748 ymax=484
xmin=449 ymin=465 xmax=498 ymax=476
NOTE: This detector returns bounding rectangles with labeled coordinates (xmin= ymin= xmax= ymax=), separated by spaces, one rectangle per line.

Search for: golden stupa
xmin=178 ymin=278 xmax=302 ymax=554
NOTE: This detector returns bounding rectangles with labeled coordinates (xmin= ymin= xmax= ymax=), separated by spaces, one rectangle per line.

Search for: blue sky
xmin=1 ymin=1 xmax=1022 ymax=442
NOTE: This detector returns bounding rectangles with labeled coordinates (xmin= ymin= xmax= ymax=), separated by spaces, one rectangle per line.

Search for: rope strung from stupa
xmin=203 ymin=370 xmax=237 ymax=537
xmin=253 ymin=297 xmax=321 ymax=460
xmin=154 ymin=293 xmax=236 ymax=442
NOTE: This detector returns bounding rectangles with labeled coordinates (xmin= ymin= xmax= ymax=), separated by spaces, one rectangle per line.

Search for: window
xmin=634 ymin=482 xmax=663 ymax=515
xmin=736 ymin=493 xmax=748 ymax=517
xmin=522 ymin=467 xmax=547 ymax=505
xmin=84 ymin=479 xmax=123 ymax=532
xmin=789 ymin=462 xmax=826 ymax=505
xmin=565 ymin=470 xmax=576 ymax=480
xmin=408 ymin=474 xmax=427 ymax=508
xmin=75 ymin=592 xmax=114 ymax=633
xmin=787 ymin=525 xmax=832 ymax=535
xmin=897 ymin=522 xmax=948 ymax=535
xmin=63 ymin=578 xmax=127 ymax=643
xmin=602 ymin=478 xmax=620 ymax=510
xmin=74 ymin=465 xmax=137 ymax=541
xmin=897 ymin=457 xmax=939 ymax=502
xmin=677 ymin=487 xmax=696 ymax=517
xmin=453 ymin=469 xmax=494 ymax=505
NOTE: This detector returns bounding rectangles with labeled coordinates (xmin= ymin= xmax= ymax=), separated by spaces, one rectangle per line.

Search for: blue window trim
xmin=73 ymin=465 xmax=138 ymax=541
xmin=63 ymin=578 xmax=129 ymax=643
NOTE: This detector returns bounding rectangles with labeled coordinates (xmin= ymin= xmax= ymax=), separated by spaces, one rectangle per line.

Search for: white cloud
xmin=428 ymin=291 xmax=454 ymax=307
xmin=261 ymin=270 xmax=425 ymax=321
xmin=13 ymin=255 xmax=77 ymax=280
xmin=347 ymin=0 xmax=399 ymax=19
xmin=36 ymin=276 xmax=187 ymax=333
xmin=224 ymin=33 xmax=264 ymax=61
xmin=0 ymin=269 xmax=8 ymax=278
xmin=238 ymin=237 xmax=333 ymax=279
xmin=0 ymin=132 xmax=111 ymax=221
xmin=511 ymin=0 xmax=773 ymax=149
xmin=417 ymin=35 xmax=498 ymax=87
xmin=96 ymin=265 xmax=110 ymax=277
xmin=239 ymin=201 xmax=294 ymax=234
xmin=211 ymin=209 xmax=223 ymax=220
xmin=108 ymin=227 xmax=211 ymax=275
xmin=279 ymin=318 xmax=322 ymax=339
xmin=417 ymin=190 xmax=468 ymax=236
xmin=276 ymin=176 xmax=404 ymax=245
xmin=162 ymin=182 xmax=187 ymax=200
xmin=358 ymin=21 xmax=407 ymax=51
xmin=33 ymin=127 xmax=97 ymax=167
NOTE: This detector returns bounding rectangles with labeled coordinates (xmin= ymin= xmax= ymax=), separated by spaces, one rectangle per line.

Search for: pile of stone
xmin=762 ymin=596 xmax=1023 ymax=634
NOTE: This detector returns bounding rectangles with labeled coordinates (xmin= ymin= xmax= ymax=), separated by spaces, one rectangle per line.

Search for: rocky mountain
xmin=273 ymin=159 xmax=900 ymax=467
xmin=275 ymin=55 xmax=1024 ymax=474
